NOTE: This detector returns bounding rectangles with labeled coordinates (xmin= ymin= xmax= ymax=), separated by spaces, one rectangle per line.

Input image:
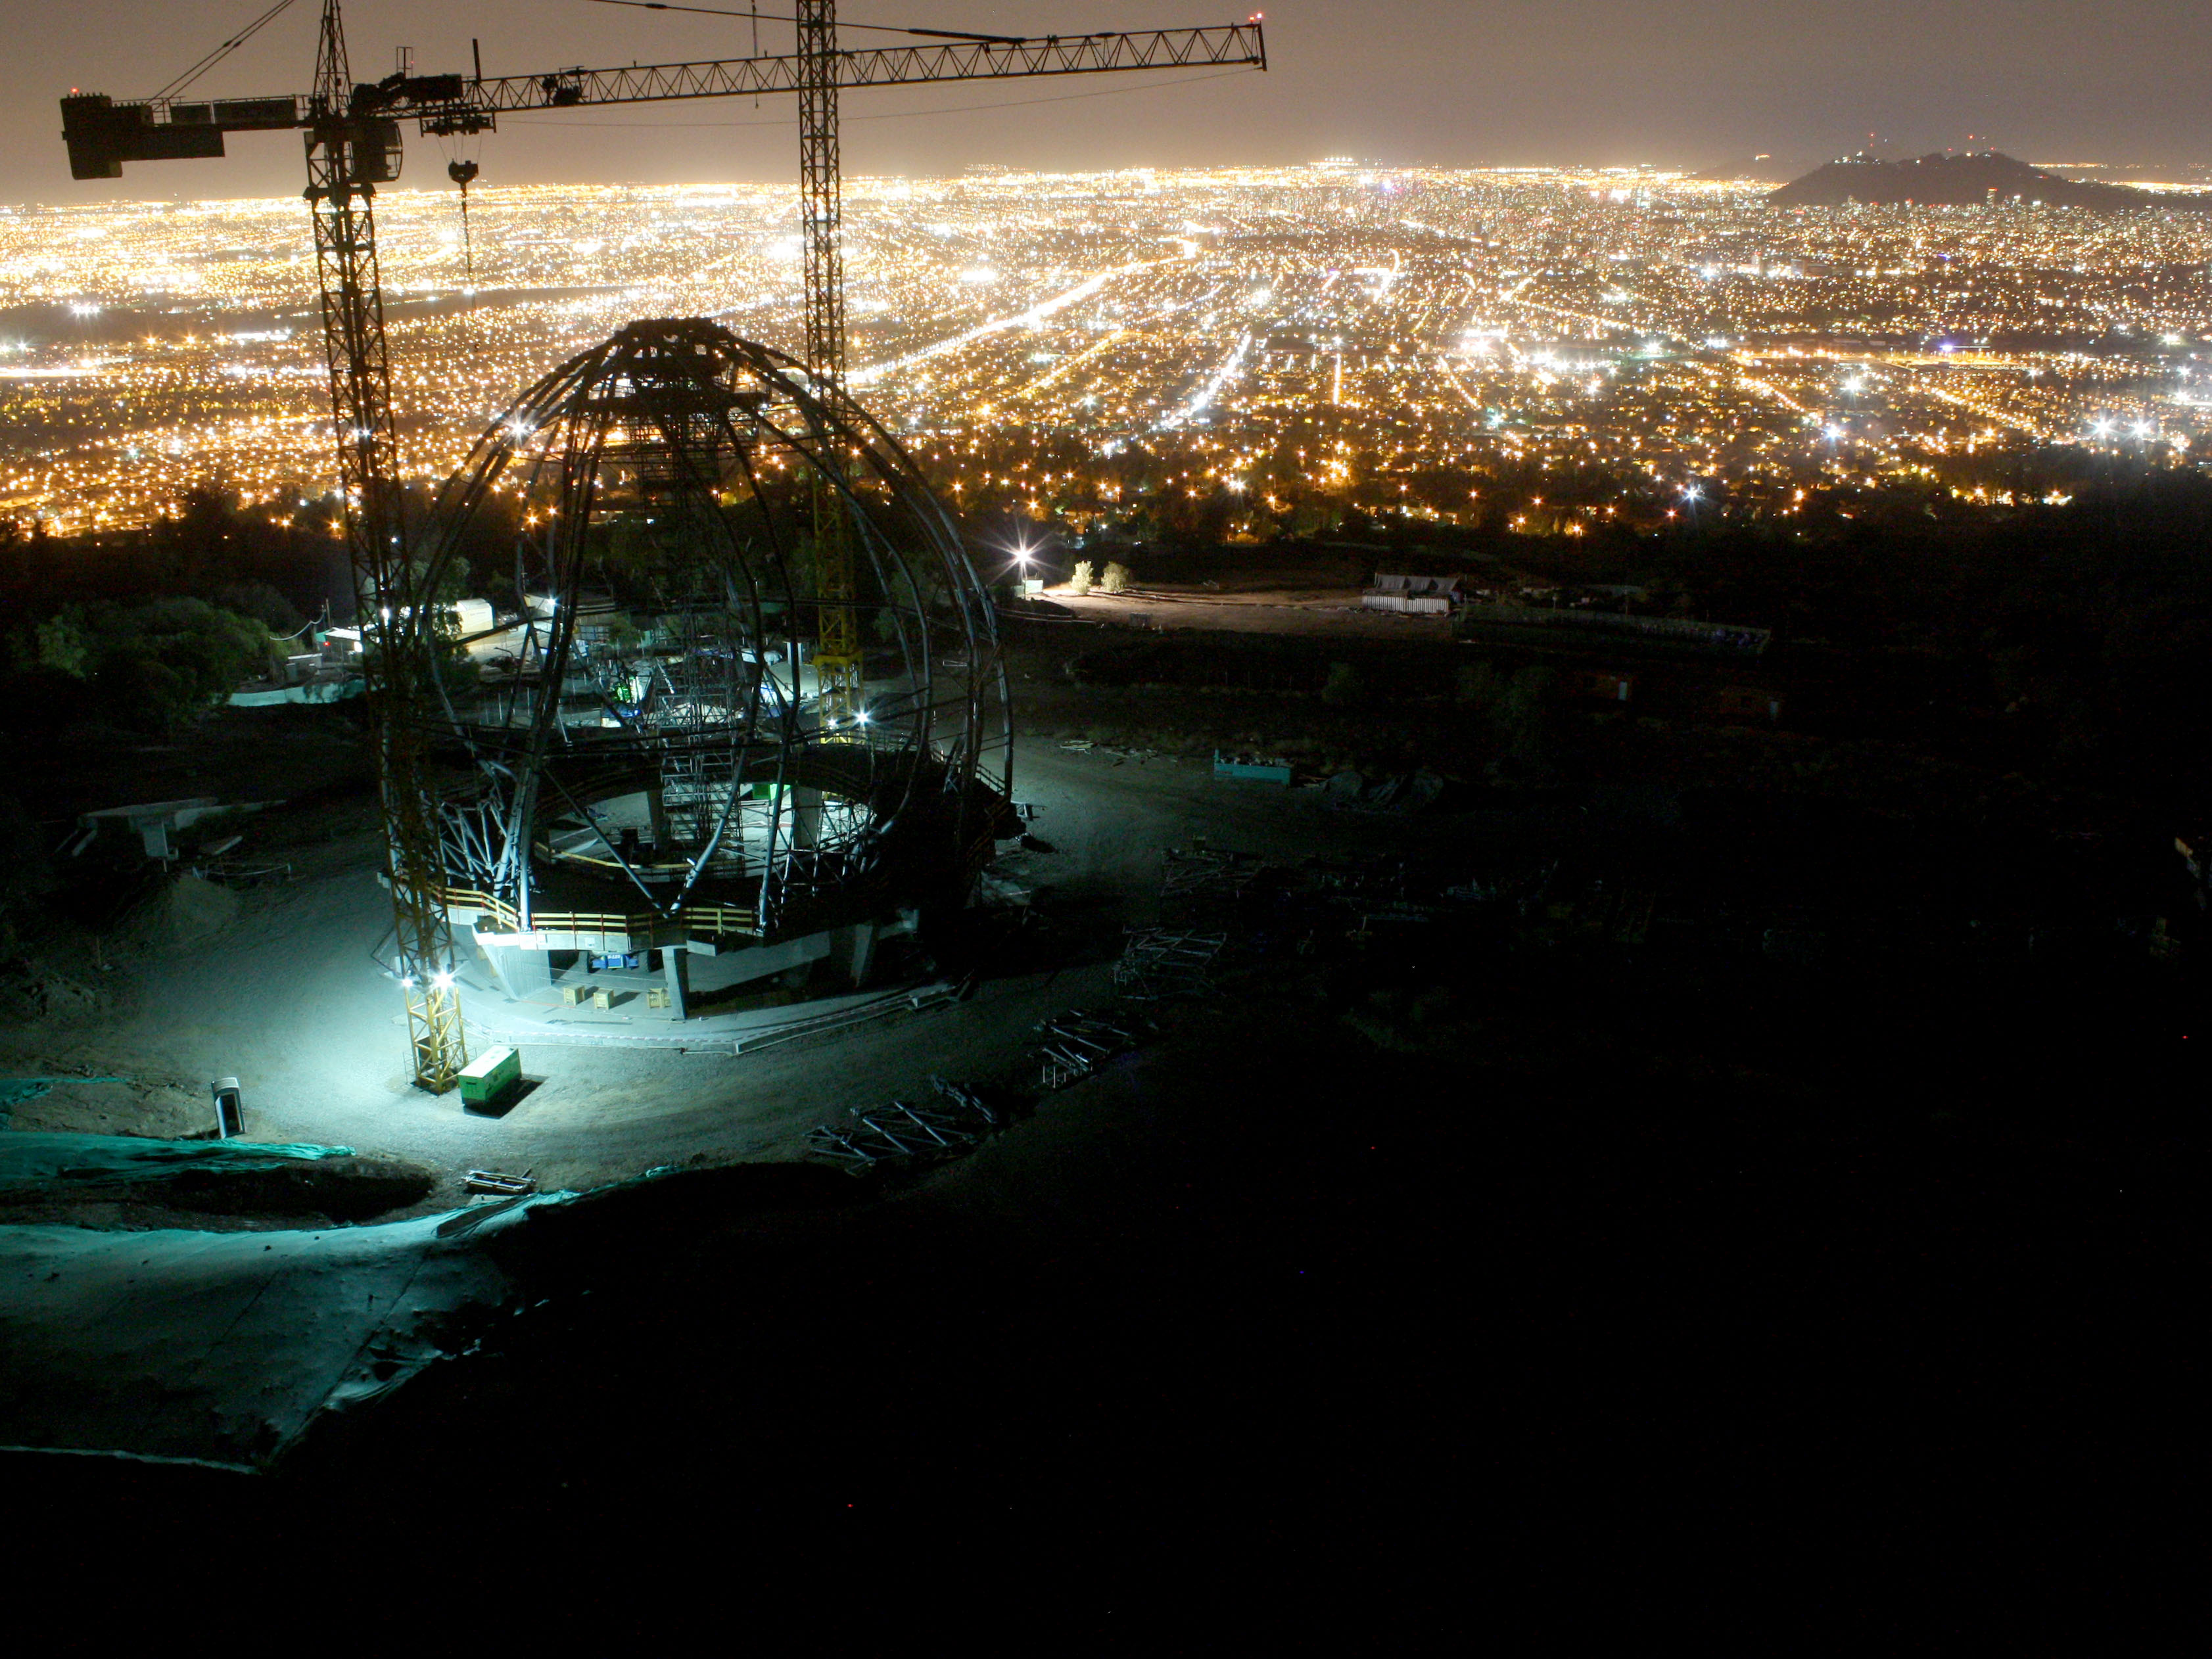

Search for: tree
xmin=34 ymin=615 xmax=90 ymax=678
xmin=1495 ymin=665 xmax=1558 ymax=772
xmin=75 ymin=598 xmax=270 ymax=732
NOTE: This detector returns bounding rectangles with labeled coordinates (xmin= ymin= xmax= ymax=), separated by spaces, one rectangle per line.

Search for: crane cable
xmin=445 ymin=143 xmax=483 ymax=329
xmin=151 ymin=0 xmax=300 ymax=103
xmin=583 ymin=1 xmax=1029 ymax=45
xmin=454 ymin=162 xmax=478 ymax=291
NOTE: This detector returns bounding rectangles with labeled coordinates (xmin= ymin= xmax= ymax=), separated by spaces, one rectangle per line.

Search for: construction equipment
xmin=1033 ymin=1008 xmax=1139 ymax=1088
xmin=461 ymin=1168 xmax=537 ymax=1195
xmin=1113 ymin=926 xmax=1229 ymax=999
xmin=60 ymin=4 xmax=1267 ymax=1091
xmin=806 ymin=1076 xmax=1001 ymax=1171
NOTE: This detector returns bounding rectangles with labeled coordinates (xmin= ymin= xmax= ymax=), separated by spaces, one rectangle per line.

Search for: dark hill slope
xmin=1768 ymin=151 xmax=2211 ymax=211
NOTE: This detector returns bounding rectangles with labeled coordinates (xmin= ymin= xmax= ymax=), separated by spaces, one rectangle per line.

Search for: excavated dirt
xmin=1 ymin=1075 xmax=213 ymax=1139
xmin=0 ymin=1153 xmax=444 ymax=1231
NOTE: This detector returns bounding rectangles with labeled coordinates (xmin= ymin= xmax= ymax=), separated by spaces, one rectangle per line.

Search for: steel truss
xmin=415 ymin=319 xmax=1013 ymax=941
xmin=71 ymin=25 xmax=1267 ymax=143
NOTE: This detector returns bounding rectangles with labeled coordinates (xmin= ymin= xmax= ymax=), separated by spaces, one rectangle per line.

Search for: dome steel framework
xmin=413 ymin=317 xmax=1013 ymax=955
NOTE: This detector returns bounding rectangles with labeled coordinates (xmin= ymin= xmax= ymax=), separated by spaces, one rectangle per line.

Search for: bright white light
xmin=1843 ymin=377 xmax=1864 ymax=392
xmin=958 ymin=268 xmax=1000 ymax=286
xmin=1824 ymin=425 xmax=1845 ymax=441
xmin=2092 ymin=418 xmax=2114 ymax=437
xmin=1682 ymin=484 xmax=1702 ymax=500
xmin=2132 ymin=421 xmax=2153 ymax=438
xmin=431 ymin=970 xmax=454 ymax=991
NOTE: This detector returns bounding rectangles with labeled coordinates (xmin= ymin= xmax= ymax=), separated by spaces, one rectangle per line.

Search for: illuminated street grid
xmin=7 ymin=162 xmax=2212 ymax=532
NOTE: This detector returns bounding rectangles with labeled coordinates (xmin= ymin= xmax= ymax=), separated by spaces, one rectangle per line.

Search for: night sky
xmin=3 ymin=0 xmax=2200 ymax=203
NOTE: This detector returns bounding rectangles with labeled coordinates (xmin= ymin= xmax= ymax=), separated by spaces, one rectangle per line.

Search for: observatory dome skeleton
xmin=413 ymin=318 xmax=1013 ymax=1011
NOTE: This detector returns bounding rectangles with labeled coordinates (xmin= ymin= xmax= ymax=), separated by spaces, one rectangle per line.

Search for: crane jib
xmin=61 ymin=22 xmax=1265 ymax=179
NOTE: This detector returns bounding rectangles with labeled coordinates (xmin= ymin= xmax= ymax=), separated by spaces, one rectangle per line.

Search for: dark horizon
xmin=5 ymin=0 xmax=2207 ymax=206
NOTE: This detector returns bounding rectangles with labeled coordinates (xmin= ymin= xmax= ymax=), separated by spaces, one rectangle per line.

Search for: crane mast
xmin=59 ymin=7 xmax=1267 ymax=1094
xmin=304 ymin=0 xmax=468 ymax=1091
xmin=798 ymin=0 xmax=862 ymax=724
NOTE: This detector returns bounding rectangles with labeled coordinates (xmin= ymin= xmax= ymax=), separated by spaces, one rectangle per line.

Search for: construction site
xmin=11 ymin=0 xmax=1383 ymax=1568
xmin=6 ymin=3 xmax=2204 ymax=1637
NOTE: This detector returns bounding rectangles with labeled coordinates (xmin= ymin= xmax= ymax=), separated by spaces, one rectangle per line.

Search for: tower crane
xmin=60 ymin=1 xmax=1268 ymax=1092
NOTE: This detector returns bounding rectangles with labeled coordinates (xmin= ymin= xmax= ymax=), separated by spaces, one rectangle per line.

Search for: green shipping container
xmin=458 ymin=1045 xmax=521 ymax=1106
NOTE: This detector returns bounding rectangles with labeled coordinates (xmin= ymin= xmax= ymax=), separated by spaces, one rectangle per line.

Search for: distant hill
xmin=1767 ymin=151 xmax=2212 ymax=211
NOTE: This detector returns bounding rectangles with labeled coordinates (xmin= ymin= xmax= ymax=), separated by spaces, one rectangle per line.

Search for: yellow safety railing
xmin=433 ymin=884 xmax=759 ymax=939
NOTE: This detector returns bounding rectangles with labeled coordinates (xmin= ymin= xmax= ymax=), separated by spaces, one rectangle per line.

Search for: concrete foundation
xmin=487 ymin=945 xmax=554 ymax=999
xmin=661 ymin=945 xmax=689 ymax=1019
xmin=841 ymin=921 xmax=878 ymax=988
xmin=471 ymin=905 xmax=919 ymax=1014
xmin=714 ymin=928 xmax=832 ymax=989
xmin=790 ymin=784 xmax=823 ymax=849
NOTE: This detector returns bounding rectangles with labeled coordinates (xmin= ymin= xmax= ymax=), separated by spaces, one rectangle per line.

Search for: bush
xmin=1101 ymin=561 xmax=1133 ymax=594
xmin=1321 ymin=662 xmax=1363 ymax=707
xmin=215 ymin=580 xmax=304 ymax=636
xmin=34 ymin=616 xmax=89 ymax=678
xmin=1068 ymin=559 xmax=1095 ymax=597
xmin=66 ymin=598 xmax=271 ymax=732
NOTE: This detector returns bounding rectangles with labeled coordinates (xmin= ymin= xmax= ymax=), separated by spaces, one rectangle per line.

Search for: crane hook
xmin=447 ymin=158 xmax=481 ymax=300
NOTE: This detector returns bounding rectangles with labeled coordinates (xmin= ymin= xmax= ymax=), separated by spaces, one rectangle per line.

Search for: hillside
xmin=1768 ymin=151 xmax=2210 ymax=211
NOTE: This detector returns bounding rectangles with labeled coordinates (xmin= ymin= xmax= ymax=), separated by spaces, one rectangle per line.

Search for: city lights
xmin=5 ymin=164 xmax=2211 ymax=536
